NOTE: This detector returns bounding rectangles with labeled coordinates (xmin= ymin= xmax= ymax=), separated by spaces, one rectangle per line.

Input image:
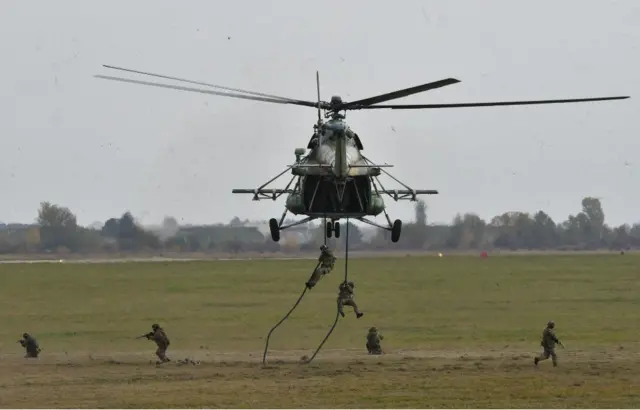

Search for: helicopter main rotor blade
xmin=95 ymin=75 xmax=319 ymax=107
xmin=351 ymin=95 xmax=630 ymax=109
xmin=102 ymin=65 xmax=318 ymax=107
xmin=337 ymin=78 xmax=460 ymax=110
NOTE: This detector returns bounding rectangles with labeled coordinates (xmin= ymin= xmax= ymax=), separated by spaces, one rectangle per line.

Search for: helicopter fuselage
xmin=294 ymin=118 xmax=371 ymax=178
xmin=284 ymin=118 xmax=386 ymax=218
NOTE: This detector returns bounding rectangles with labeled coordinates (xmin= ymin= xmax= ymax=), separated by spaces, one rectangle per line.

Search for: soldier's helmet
xmin=22 ymin=332 xmax=29 ymax=338
xmin=347 ymin=280 xmax=354 ymax=287
xmin=320 ymin=244 xmax=328 ymax=252
xmin=152 ymin=323 xmax=159 ymax=330
xmin=369 ymin=327 xmax=377 ymax=332
xmin=547 ymin=320 xmax=555 ymax=328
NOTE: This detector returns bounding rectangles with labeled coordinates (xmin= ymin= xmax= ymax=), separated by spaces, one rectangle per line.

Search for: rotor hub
xmin=330 ymin=95 xmax=343 ymax=106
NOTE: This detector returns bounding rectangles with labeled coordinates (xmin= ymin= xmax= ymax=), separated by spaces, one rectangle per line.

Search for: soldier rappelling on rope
xmin=306 ymin=244 xmax=336 ymax=289
xmin=337 ymin=280 xmax=363 ymax=318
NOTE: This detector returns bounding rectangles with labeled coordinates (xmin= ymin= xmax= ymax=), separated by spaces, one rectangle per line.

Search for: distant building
xmin=173 ymin=224 xmax=266 ymax=248
xmin=244 ymin=221 xmax=314 ymax=244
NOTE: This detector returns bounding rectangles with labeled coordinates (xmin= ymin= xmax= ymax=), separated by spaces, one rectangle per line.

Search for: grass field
xmin=1 ymin=254 xmax=639 ymax=408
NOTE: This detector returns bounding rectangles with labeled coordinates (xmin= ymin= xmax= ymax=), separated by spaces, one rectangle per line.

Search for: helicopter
xmin=95 ymin=65 xmax=629 ymax=243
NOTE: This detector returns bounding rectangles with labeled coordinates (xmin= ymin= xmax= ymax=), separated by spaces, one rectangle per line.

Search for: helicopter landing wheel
xmin=334 ymin=222 xmax=341 ymax=238
xmin=391 ymin=219 xmax=402 ymax=243
xmin=326 ymin=221 xmax=333 ymax=238
xmin=269 ymin=218 xmax=280 ymax=242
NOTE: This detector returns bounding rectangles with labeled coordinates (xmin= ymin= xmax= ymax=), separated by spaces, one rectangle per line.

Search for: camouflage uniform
xmin=306 ymin=245 xmax=336 ymax=289
xmin=18 ymin=333 xmax=41 ymax=358
xmin=366 ymin=327 xmax=383 ymax=354
xmin=146 ymin=324 xmax=171 ymax=364
xmin=337 ymin=281 xmax=363 ymax=318
xmin=534 ymin=321 xmax=561 ymax=367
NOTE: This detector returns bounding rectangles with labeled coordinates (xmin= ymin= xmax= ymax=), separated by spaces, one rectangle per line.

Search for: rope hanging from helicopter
xmin=261 ymin=265 xmax=314 ymax=365
xmin=262 ymin=217 xmax=327 ymax=365
xmin=302 ymin=218 xmax=350 ymax=364
xmin=262 ymin=217 xmax=351 ymax=366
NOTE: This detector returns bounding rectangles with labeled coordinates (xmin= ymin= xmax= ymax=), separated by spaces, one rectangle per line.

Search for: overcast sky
xmin=1 ymin=0 xmax=637 ymax=228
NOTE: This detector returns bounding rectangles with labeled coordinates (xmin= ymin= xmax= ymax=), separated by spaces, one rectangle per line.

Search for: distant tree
xmin=532 ymin=211 xmax=558 ymax=249
xmin=101 ymin=218 xmax=120 ymax=238
xmin=6 ymin=194 xmax=640 ymax=255
xmin=581 ymin=197 xmax=605 ymax=246
xmin=113 ymin=212 xmax=160 ymax=251
xmin=37 ymin=202 xmax=77 ymax=228
xmin=610 ymin=224 xmax=631 ymax=250
xmin=229 ymin=217 xmax=243 ymax=226
xmin=36 ymin=202 xmax=80 ymax=251
xmin=415 ymin=200 xmax=427 ymax=226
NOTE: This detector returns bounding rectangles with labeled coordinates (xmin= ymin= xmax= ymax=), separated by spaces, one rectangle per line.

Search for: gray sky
xmin=1 ymin=0 xmax=637 ymax=228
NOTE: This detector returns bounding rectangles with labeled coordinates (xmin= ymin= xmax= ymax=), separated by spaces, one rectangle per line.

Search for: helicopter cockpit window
xmin=344 ymin=129 xmax=356 ymax=146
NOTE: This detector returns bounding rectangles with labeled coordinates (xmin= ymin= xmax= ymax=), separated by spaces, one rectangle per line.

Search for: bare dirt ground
xmin=2 ymin=347 xmax=636 ymax=364
xmin=3 ymin=348 xmax=639 ymax=408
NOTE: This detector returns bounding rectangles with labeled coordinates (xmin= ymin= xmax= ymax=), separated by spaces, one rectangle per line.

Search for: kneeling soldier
xmin=18 ymin=332 xmax=41 ymax=358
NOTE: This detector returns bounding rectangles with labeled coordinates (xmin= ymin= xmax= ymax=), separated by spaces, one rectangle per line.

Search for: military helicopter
xmin=96 ymin=65 xmax=629 ymax=243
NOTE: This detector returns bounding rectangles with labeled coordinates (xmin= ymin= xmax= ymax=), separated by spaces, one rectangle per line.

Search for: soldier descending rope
xmin=306 ymin=244 xmax=336 ymax=289
xmin=264 ymin=219 xmax=363 ymax=365
xmin=337 ymin=280 xmax=363 ymax=319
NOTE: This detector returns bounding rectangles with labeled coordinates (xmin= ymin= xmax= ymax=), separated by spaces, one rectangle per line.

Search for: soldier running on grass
xmin=534 ymin=320 xmax=563 ymax=367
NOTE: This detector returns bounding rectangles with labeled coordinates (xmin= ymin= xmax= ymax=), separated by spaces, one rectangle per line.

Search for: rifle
xmin=135 ymin=332 xmax=152 ymax=340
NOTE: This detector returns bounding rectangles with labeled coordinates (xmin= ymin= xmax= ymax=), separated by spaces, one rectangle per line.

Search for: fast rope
xmin=262 ymin=263 xmax=315 ymax=365
xmin=262 ymin=217 xmax=351 ymax=366
xmin=302 ymin=218 xmax=349 ymax=364
xmin=262 ymin=218 xmax=328 ymax=366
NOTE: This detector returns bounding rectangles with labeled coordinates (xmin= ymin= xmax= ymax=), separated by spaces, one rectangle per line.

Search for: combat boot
xmin=356 ymin=312 xmax=364 ymax=319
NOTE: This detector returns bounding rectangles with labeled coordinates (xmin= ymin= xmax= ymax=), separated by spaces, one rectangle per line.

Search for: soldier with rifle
xmin=534 ymin=320 xmax=564 ymax=367
xmin=137 ymin=323 xmax=171 ymax=364
xmin=18 ymin=332 xmax=41 ymax=358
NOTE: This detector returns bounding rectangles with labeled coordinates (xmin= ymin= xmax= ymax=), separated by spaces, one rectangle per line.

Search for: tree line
xmin=0 ymin=196 xmax=638 ymax=255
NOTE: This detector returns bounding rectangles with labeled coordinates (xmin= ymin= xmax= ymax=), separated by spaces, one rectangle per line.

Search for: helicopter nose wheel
xmin=391 ymin=219 xmax=402 ymax=243
xmin=326 ymin=220 xmax=341 ymax=238
xmin=269 ymin=218 xmax=280 ymax=242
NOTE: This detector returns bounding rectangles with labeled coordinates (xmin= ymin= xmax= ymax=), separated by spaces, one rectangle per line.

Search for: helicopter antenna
xmin=316 ymin=70 xmax=322 ymax=125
